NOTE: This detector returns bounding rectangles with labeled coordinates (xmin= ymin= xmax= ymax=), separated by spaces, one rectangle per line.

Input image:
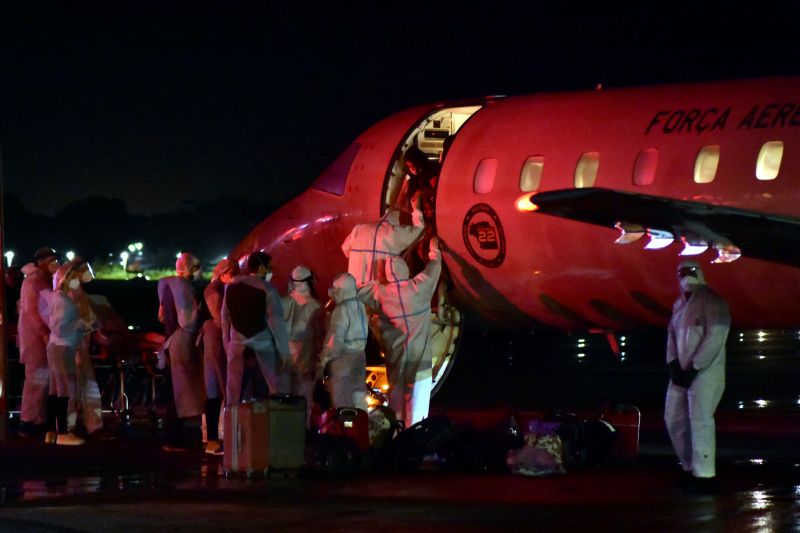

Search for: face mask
xmin=48 ymin=262 xmax=58 ymax=274
xmin=264 ymin=272 xmax=273 ymax=282
xmin=81 ymin=271 xmax=93 ymax=283
xmin=293 ymin=282 xmax=310 ymax=294
xmin=68 ymin=278 xmax=81 ymax=290
xmin=679 ymin=276 xmax=700 ymax=292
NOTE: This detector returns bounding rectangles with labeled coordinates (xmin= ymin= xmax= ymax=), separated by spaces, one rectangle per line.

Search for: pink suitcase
xmin=223 ymin=401 xmax=268 ymax=476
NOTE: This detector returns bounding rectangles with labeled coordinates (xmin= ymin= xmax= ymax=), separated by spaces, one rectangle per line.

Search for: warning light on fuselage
xmin=515 ymin=194 xmax=539 ymax=212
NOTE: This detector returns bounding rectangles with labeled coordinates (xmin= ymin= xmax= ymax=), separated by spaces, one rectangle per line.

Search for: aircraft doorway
xmin=373 ymin=105 xmax=481 ymax=398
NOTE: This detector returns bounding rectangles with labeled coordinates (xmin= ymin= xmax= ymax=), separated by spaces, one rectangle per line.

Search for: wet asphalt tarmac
xmin=0 ymin=416 xmax=799 ymax=532
xmin=2 ymin=283 xmax=800 ymax=531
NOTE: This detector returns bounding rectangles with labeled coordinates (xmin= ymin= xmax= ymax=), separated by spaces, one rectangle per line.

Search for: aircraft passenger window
xmin=574 ymin=152 xmax=599 ymax=188
xmin=756 ymin=141 xmax=783 ymax=180
xmin=693 ymin=145 xmax=720 ymax=184
xmin=519 ymin=156 xmax=544 ymax=191
xmin=474 ymin=158 xmax=497 ymax=194
xmin=311 ymin=142 xmax=362 ymax=196
xmin=633 ymin=148 xmax=658 ymax=186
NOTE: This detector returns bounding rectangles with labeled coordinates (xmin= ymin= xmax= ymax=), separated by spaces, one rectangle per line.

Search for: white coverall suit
xmin=320 ymin=273 xmax=368 ymax=410
xmin=341 ymin=207 xmax=424 ymax=286
xmin=281 ymin=268 xmax=324 ymax=421
xmin=358 ymin=242 xmax=441 ymax=426
xmin=664 ymin=265 xmax=730 ymax=479
xmin=221 ymin=275 xmax=291 ymax=405
xmin=17 ymin=263 xmax=52 ymax=425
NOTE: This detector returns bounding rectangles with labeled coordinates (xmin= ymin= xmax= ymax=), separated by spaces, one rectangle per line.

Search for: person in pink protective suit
xmin=358 ymin=237 xmax=442 ymax=427
xmin=17 ymin=247 xmax=59 ymax=436
xmin=200 ymin=258 xmax=239 ymax=455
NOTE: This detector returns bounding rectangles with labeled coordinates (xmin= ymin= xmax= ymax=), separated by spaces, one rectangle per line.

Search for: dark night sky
xmin=1 ymin=3 xmax=798 ymax=217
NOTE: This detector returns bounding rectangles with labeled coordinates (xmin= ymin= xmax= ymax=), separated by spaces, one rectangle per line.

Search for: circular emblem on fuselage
xmin=462 ymin=203 xmax=506 ymax=268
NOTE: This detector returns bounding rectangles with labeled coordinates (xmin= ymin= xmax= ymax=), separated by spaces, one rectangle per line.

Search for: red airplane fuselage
xmin=233 ymin=76 xmax=800 ymax=331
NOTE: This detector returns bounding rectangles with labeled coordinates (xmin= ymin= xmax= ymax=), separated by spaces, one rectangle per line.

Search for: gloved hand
xmin=157 ymin=349 xmax=168 ymax=370
xmin=428 ymin=236 xmax=440 ymax=258
xmin=315 ymin=355 xmax=330 ymax=381
xmin=678 ymin=367 xmax=699 ymax=388
xmin=668 ymin=360 xmax=682 ymax=385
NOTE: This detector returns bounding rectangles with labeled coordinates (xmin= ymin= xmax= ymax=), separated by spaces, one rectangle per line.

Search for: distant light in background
xmin=757 ymin=331 xmax=766 ymax=342
xmin=755 ymin=399 xmax=769 ymax=408
xmin=120 ymin=251 xmax=129 ymax=270
xmin=65 ymin=250 xmax=75 ymax=261
xmin=4 ymin=250 xmax=13 ymax=267
xmin=176 ymin=252 xmax=182 ymax=259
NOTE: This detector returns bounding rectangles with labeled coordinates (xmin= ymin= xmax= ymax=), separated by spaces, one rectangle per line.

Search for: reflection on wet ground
xmin=1 ymin=425 xmax=799 ymax=530
xmin=2 ymin=318 xmax=800 ymax=529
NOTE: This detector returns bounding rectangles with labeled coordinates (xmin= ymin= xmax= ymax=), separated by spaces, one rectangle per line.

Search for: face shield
xmin=176 ymin=252 xmax=200 ymax=278
xmin=289 ymin=265 xmax=314 ymax=295
xmin=677 ymin=260 xmax=705 ymax=292
xmin=80 ymin=263 xmax=95 ymax=283
xmin=54 ymin=258 xmax=86 ymax=291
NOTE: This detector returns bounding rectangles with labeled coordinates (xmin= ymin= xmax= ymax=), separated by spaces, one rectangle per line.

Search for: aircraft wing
xmin=526 ymin=187 xmax=800 ymax=267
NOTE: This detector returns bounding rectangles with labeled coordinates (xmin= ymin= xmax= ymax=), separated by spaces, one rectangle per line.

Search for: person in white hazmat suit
xmin=157 ymin=252 xmax=206 ymax=451
xmin=341 ymin=199 xmax=424 ymax=286
xmin=44 ymin=258 xmax=96 ymax=446
xmin=222 ymin=251 xmax=291 ymax=405
xmin=200 ymin=258 xmax=239 ymax=455
xmin=17 ymin=247 xmax=59 ymax=436
xmin=317 ymin=273 xmax=369 ymax=410
xmin=281 ymin=265 xmax=325 ymax=424
xmin=664 ymin=259 xmax=730 ymax=493
xmin=358 ymin=237 xmax=442 ymax=427
xmin=65 ymin=262 xmax=104 ymax=436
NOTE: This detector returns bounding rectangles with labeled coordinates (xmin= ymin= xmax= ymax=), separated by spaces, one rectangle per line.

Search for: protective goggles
xmin=677 ymin=266 xmax=699 ymax=278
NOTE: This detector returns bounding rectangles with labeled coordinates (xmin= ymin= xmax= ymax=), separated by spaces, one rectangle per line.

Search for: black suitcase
xmin=311 ymin=433 xmax=365 ymax=474
xmin=391 ymin=414 xmax=456 ymax=471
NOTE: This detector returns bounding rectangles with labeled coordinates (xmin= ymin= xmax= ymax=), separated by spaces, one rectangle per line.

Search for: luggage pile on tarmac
xmin=222 ymin=399 xmax=641 ymax=478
